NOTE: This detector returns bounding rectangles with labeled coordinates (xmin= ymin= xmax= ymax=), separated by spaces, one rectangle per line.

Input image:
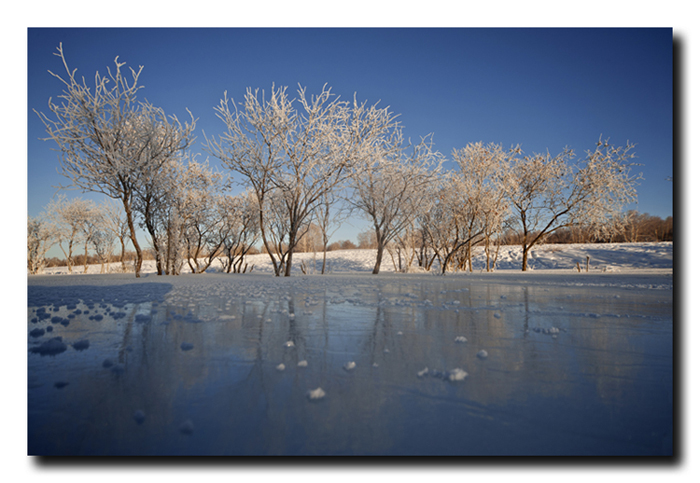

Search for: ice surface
xmin=27 ymin=269 xmax=673 ymax=455
xmin=179 ymin=420 xmax=194 ymax=435
xmin=133 ymin=410 xmax=146 ymax=425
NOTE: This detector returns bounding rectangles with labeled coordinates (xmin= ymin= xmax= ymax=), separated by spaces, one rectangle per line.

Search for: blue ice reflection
xmin=28 ymin=273 xmax=673 ymax=455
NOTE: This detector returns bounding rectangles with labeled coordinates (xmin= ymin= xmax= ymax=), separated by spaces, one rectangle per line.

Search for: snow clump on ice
xmin=448 ymin=368 xmax=468 ymax=381
xmin=417 ymin=367 xmax=429 ymax=378
xmin=454 ymin=336 xmax=468 ymax=343
xmin=477 ymin=350 xmax=488 ymax=359
xmin=343 ymin=361 xmax=356 ymax=371
xmin=307 ymin=387 xmax=326 ymax=400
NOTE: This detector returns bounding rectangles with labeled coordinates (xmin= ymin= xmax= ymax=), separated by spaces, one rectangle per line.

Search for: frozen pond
xmin=27 ymin=271 xmax=673 ymax=455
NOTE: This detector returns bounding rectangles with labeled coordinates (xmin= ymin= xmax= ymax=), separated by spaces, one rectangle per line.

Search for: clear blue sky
xmin=28 ymin=28 xmax=673 ymax=254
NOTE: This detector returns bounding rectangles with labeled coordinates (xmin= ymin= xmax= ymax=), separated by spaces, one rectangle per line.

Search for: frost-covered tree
xmin=180 ymin=161 xmax=228 ymax=274
xmin=88 ymin=214 xmax=116 ymax=274
xmin=349 ymin=135 xmax=442 ymax=274
xmin=46 ymin=195 xmax=96 ymax=274
xmin=101 ymin=200 xmax=131 ymax=272
xmin=480 ymin=186 xmax=510 ymax=272
xmin=418 ymin=178 xmax=458 ymax=271
xmin=78 ymin=202 xmax=104 ymax=273
xmin=35 ymin=44 xmax=195 ymax=277
xmin=424 ymin=142 xmax=512 ymax=274
xmin=218 ymin=190 xmax=260 ymax=274
xmin=28 ymin=216 xmax=56 ymax=275
xmin=500 ymin=137 xmax=640 ymax=271
xmin=133 ymin=153 xmax=183 ymax=275
xmin=313 ymin=189 xmax=349 ymax=274
xmin=207 ymin=84 xmax=398 ymax=276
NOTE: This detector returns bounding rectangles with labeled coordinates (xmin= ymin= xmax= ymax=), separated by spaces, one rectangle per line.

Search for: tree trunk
xmin=84 ymin=240 xmax=89 ymax=273
xmin=467 ymin=238 xmax=473 ymax=272
xmin=321 ymin=244 xmax=328 ymax=275
xmin=119 ymin=237 xmax=127 ymax=272
xmin=372 ymin=245 xmax=384 ymax=275
xmin=284 ymin=229 xmax=298 ymax=277
xmin=122 ymin=197 xmax=143 ymax=277
xmin=521 ymin=243 xmax=529 ymax=271
xmin=257 ymin=199 xmax=281 ymax=276
xmin=491 ymin=242 xmax=501 ymax=272
xmin=284 ymin=250 xmax=294 ymax=277
xmin=372 ymin=225 xmax=386 ymax=275
xmin=485 ymin=236 xmax=491 ymax=272
xmin=145 ymin=223 xmax=163 ymax=276
xmin=66 ymin=241 xmax=74 ymax=274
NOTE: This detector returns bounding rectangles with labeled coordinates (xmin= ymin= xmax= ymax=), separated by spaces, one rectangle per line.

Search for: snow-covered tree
xmin=78 ymin=202 xmax=105 ymax=273
xmin=500 ymin=137 xmax=640 ymax=271
xmin=28 ymin=216 xmax=56 ymax=275
xmin=35 ymin=44 xmax=195 ymax=277
xmin=100 ymin=200 xmax=131 ymax=272
xmin=218 ymin=190 xmax=260 ymax=274
xmin=88 ymin=214 xmax=116 ymax=274
xmin=423 ymin=142 xmax=512 ymax=274
xmin=313 ymin=189 xmax=349 ymax=274
xmin=349 ymin=135 xmax=442 ymax=274
xmin=45 ymin=195 xmax=96 ymax=274
xmin=180 ymin=161 xmax=228 ymax=274
xmin=133 ymin=153 xmax=183 ymax=275
xmin=207 ymin=84 xmax=398 ymax=276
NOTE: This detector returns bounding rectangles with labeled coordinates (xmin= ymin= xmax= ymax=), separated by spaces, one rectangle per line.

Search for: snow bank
xmin=34 ymin=242 xmax=672 ymax=276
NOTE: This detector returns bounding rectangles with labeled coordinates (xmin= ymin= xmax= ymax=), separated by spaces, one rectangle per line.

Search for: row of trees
xmin=28 ymin=196 xmax=129 ymax=275
xmin=32 ymin=44 xmax=645 ymax=276
xmin=28 ymin=184 xmax=261 ymax=276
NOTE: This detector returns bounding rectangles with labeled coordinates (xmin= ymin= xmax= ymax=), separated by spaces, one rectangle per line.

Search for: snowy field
xmin=27 ymin=242 xmax=673 ymax=455
xmin=38 ymin=241 xmax=674 ymax=276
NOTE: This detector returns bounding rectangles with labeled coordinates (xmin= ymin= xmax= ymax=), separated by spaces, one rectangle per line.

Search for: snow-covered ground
xmin=37 ymin=241 xmax=673 ymax=276
xmin=27 ymin=241 xmax=673 ymax=456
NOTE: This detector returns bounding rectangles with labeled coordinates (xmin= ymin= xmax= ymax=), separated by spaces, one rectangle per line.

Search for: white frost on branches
xmin=499 ymin=137 xmax=640 ymax=271
xmin=35 ymin=43 xmax=196 ymax=277
xmin=207 ymin=84 xmax=399 ymax=276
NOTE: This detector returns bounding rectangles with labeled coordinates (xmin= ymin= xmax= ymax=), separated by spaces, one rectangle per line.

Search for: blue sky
xmin=27 ymin=28 xmax=673 ymax=254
